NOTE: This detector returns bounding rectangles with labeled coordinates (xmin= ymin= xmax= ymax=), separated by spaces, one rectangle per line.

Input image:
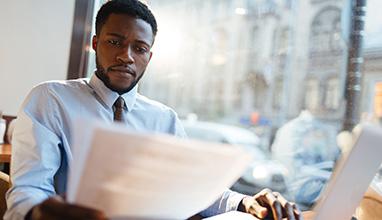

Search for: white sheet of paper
xmin=203 ymin=211 xmax=258 ymax=220
xmin=67 ymin=121 xmax=252 ymax=219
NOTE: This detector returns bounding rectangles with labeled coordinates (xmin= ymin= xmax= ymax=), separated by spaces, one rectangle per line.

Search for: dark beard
xmin=95 ymin=57 xmax=145 ymax=95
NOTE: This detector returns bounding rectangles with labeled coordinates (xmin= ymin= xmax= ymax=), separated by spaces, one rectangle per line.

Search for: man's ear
xmin=92 ymin=35 xmax=97 ymax=50
xmin=148 ymin=51 xmax=153 ymax=62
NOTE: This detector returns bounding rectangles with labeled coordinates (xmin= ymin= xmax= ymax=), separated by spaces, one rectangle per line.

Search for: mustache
xmin=106 ymin=64 xmax=135 ymax=75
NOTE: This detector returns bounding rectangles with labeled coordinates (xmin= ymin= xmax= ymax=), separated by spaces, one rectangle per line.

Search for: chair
xmin=2 ymin=115 xmax=16 ymax=144
xmin=0 ymin=171 xmax=10 ymax=218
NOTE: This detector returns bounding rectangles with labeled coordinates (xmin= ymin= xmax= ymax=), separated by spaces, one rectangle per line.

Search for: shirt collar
xmin=89 ymin=73 xmax=137 ymax=112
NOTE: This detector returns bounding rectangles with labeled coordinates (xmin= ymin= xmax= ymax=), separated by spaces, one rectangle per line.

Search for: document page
xmin=203 ymin=211 xmax=259 ymax=220
xmin=67 ymin=122 xmax=252 ymax=219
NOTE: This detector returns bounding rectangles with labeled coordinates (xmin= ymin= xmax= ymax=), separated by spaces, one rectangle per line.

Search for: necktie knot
xmin=113 ymin=96 xmax=125 ymax=121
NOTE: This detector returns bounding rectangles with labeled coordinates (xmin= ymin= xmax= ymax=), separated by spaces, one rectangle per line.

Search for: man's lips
xmin=108 ymin=67 xmax=136 ymax=77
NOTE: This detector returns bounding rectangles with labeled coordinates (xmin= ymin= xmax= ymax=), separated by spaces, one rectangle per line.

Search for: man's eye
xmin=135 ymin=46 xmax=148 ymax=53
xmin=108 ymin=39 xmax=121 ymax=46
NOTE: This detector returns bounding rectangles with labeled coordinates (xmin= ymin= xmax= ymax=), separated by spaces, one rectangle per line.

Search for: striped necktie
xmin=113 ymin=96 xmax=125 ymax=122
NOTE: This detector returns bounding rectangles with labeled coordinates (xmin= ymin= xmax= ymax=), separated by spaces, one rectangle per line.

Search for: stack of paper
xmin=67 ymin=121 xmax=252 ymax=219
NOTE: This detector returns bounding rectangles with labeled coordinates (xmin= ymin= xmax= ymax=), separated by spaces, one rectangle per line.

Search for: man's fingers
xmin=61 ymin=204 xmax=106 ymax=219
xmin=273 ymin=192 xmax=295 ymax=220
xmin=247 ymin=190 xmax=304 ymax=220
xmin=247 ymin=203 xmax=268 ymax=218
xmin=292 ymin=203 xmax=303 ymax=220
xmin=38 ymin=197 xmax=65 ymax=215
xmin=242 ymin=196 xmax=268 ymax=219
xmin=256 ymin=189 xmax=283 ymax=220
xmin=265 ymin=191 xmax=283 ymax=220
xmin=248 ymin=201 xmax=269 ymax=218
xmin=39 ymin=197 xmax=107 ymax=220
xmin=279 ymin=202 xmax=295 ymax=220
xmin=273 ymin=192 xmax=303 ymax=220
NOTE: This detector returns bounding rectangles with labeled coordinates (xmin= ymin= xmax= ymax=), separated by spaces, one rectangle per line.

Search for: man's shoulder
xmin=34 ymin=78 xmax=87 ymax=89
xmin=30 ymin=78 xmax=88 ymax=94
xmin=135 ymin=93 xmax=176 ymax=114
xmin=134 ymin=93 xmax=185 ymax=136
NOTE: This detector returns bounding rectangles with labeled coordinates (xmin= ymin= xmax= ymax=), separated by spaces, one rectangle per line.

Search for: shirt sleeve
xmin=4 ymin=85 xmax=63 ymax=220
xmin=172 ymin=114 xmax=247 ymax=217
xmin=163 ymin=108 xmax=187 ymax=138
xmin=198 ymin=189 xmax=247 ymax=217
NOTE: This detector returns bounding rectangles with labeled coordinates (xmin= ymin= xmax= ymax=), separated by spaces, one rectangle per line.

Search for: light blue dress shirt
xmin=5 ymin=74 xmax=245 ymax=220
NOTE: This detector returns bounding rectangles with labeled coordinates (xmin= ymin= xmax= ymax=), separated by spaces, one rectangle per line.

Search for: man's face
xmin=92 ymin=13 xmax=154 ymax=94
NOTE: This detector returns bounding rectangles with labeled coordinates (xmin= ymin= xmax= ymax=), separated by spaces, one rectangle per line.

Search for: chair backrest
xmin=0 ymin=171 xmax=10 ymax=218
xmin=2 ymin=115 xmax=16 ymax=144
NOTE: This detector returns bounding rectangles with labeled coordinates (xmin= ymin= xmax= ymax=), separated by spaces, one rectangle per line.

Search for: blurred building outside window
xmin=272 ymin=77 xmax=283 ymax=110
xmin=325 ymin=77 xmax=340 ymax=110
xmin=304 ymin=78 xmax=320 ymax=111
xmin=84 ymin=0 xmax=382 ymax=207
xmin=310 ymin=7 xmax=342 ymax=53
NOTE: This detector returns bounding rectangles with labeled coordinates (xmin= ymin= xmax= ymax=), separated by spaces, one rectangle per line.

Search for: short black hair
xmin=95 ymin=0 xmax=158 ymax=37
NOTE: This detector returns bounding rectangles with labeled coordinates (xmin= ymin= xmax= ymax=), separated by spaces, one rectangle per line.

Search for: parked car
xmin=181 ymin=120 xmax=289 ymax=195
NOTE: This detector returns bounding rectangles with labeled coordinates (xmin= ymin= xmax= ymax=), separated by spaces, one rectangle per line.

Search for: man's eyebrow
xmin=106 ymin=33 xmax=125 ymax=38
xmin=106 ymin=32 xmax=151 ymax=47
xmin=135 ymin=40 xmax=151 ymax=47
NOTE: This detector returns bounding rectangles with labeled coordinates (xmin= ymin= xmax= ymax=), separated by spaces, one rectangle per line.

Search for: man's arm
xmin=198 ymin=189 xmax=246 ymax=217
xmin=4 ymin=85 xmax=64 ymax=220
xmin=172 ymin=113 xmax=302 ymax=219
xmin=199 ymin=189 xmax=302 ymax=220
xmin=5 ymin=84 xmax=108 ymax=220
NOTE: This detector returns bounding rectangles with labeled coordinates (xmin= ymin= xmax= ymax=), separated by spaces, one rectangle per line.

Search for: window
xmin=84 ymin=0 xmax=382 ymax=207
xmin=273 ymin=77 xmax=283 ymax=110
xmin=253 ymin=74 xmax=268 ymax=109
xmin=310 ymin=7 xmax=342 ymax=54
xmin=211 ymin=29 xmax=228 ymax=66
xmin=305 ymin=78 xmax=320 ymax=111
xmin=278 ymin=27 xmax=290 ymax=55
xmin=324 ymin=77 xmax=340 ymax=110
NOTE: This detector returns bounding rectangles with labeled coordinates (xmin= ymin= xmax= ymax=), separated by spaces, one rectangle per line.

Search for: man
xmin=5 ymin=1 xmax=302 ymax=219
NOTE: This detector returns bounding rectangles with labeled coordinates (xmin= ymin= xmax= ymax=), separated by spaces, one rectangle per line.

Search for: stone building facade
xmin=141 ymin=0 xmax=381 ymax=129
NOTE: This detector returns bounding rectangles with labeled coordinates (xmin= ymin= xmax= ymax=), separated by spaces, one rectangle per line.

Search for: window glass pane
xmin=87 ymin=0 xmax=382 ymax=210
xmin=86 ymin=0 xmax=107 ymax=77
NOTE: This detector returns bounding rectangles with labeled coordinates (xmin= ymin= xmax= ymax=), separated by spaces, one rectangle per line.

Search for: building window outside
xmin=324 ymin=77 xmax=340 ymax=110
xmin=310 ymin=7 xmax=342 ymax=54
xmin=279 ymin=27 xmax=290 ymax=55
xmin=305 ymin=78 xmax=320 ymax=111
xmin=273 ymin=78 xmax=283 ymax=110
xmin=211 ymin=29 xmax=228 ymax=66
xmin=331 ymin=17 xmax=342 ymax=51
xmin=253 ymin=75 xmax=267 ymax=109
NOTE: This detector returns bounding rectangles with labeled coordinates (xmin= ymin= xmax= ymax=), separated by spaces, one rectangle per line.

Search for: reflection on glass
xmin=86 ymin=0 xmax=382 ymax=209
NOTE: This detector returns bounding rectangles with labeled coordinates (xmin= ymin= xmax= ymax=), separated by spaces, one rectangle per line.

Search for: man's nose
xmin=116 ymin=46 xmax=134 ymax=64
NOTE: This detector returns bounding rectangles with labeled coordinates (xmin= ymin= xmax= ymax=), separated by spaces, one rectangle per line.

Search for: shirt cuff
xmin=199 ymin=190 xmax=247 ymax=217
xmin=226 ymin=191 xmax=248 ymax=212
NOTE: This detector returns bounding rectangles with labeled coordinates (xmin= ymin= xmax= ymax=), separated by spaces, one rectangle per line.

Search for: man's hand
xmin=238 ymin=188 xmax=303 ymax=220
xmin=28 ymin=196 xmax=107 ymax=220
